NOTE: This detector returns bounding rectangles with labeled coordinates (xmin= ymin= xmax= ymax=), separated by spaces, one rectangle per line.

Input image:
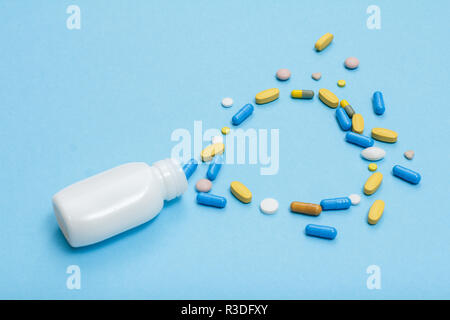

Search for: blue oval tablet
xmin=320 ymin=197 xmax=351 ymax=210
xmin=392 ymin=165 xmax=421 ymax=184
xmin=232 ymin=104 xmax=254 ymax=126
xmin=196 ymin=192 xmax=227 ymax=208
xmin=206 ymin=156 xmax=223 ymax=181
xmin=305 ymin=224 xmax=337 ymax=240
xmin=345 ymin=132 xmax=374 ymax=148
xmin=336 ymin=107 xmax=352 ymax=131
xmin=182 ymin=158 xmax=198 ymax=179
xmin=373 ymin=91 xmax=385 ymax=115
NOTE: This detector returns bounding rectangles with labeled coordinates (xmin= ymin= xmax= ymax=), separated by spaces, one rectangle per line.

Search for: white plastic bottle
xmin=52 ymin=159 xmax=188 ymax=247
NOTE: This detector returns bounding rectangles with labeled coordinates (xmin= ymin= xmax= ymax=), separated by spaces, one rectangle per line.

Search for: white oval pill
xmin=212 ymin=135 xmax=223 ymax=144
xmin=260 ymin=198 xmax=279 ymax=214
xmin=221 ymin=97 xmax=233 ymax=108
xmin=348 ymin=194 xmax=361 ymax=205
xmin=361 ymin=147 xmax=386 ymax=161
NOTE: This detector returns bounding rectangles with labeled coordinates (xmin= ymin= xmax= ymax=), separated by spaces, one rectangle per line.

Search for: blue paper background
xmin=0 ymin=0 xmax=449 ymax=299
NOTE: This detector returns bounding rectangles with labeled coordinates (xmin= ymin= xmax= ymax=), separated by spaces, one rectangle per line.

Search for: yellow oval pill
xmin=371 ymin=128 xmax=398 ymax=143
xmin=352 ymin=113 xmax=364 ymax=134
xmin=221 ymin=126 xmax=230 ymax=135
xmin=318 ymin=88 xmax=339 ymax=108
xmin=255 ymin=88 xmax=280 ymax=105
xmin=364 ymin=172 xmax=383 ymax=195
xmin=230 ymin=181 xmax=252 ymax=203
xmin=368 ymin=200 xmax=385 ymax=225
xmin=368 ymin=163 xmax=377 ymax=171
xmin=315 ymin=33 xmax=334 ymax=51
xmin=201 ymin=143 xmax=225 ymax=162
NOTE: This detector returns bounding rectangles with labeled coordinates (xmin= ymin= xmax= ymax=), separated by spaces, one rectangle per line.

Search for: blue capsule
xmin=373 ymin=91 xmax=385 ymax=115
xmin=393 ymin=165 xmax=421 ymax=184
xmin=345 ymin=132 xmax=374 ymax=148
xmin=206 ymin=156 xmax=223 ymax=181
xmin=320 ymin=197 xmax=351 ymax=210
xmin=196 ymin=192 xmax=227 ymax=208
xmin=336 ymin=107 xmax=352 ymax=131
xmin=305 ymin=224 xmax=337 ymax=240
xmin=232 ymin=103 xmax=254 ymax=126
xmin=182 ymin=158 xmax=198 ymax=179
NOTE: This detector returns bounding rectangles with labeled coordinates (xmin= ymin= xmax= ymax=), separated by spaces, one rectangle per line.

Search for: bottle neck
xmin=152 ymin=158 xmax=188 ymax=201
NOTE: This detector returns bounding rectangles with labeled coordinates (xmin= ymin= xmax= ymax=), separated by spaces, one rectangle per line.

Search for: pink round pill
xmin=344 ymin=57 xmax=359 ymax=69
xmin=195 ymin=179 xmax=212 ymax=192
xmin=276 ymin=68 xmax=291 ymax=81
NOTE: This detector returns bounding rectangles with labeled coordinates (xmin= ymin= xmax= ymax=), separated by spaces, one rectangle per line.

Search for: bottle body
xmin=53 ymin=159 xmax=187 ymax=247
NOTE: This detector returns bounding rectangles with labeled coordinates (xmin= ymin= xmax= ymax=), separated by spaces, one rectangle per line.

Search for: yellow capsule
xmin=340 ymin=99 xmax=350 ymax=108
xmin=368 ymin=163 xmax=377 ymax=171
xmin=364 ymin=172 xmax=383 ymax=195
xmin=368 ymin=200 xmax=385 ymax=225
xmin=255 ymin=88 xmax=279 ymax=104
xmin=230 ymin=181 xmax=252 ymax=203
xmin=201 ymin=143 xmax=225 ymax=162
xmin=371 ymin=128 xmax=398 ymax=143
xmin=315 ymin=33 xmax=334 ymax=51
xmin=352 ymin=113 xmax=364 ymax=134
xmin=337 ymin=80 xmax=346 ymax=87
xmin=318 ymin=88 xmax=339 ymax=108
xmin=221 ymin=126 xmax=230 ymax=135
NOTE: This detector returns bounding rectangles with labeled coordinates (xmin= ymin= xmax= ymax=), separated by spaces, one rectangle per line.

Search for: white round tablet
xmin=349 ymin=194 xmax=361 ymax=205
xmin=212 ymin=135 xmax=223 ymax=144
xmin=260 ymin=198 xmax=279 ymax=214
xmin=221 ymin=97 xmax=233 ymax=108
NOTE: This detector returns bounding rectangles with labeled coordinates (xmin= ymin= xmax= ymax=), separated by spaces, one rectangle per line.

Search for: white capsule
xmin=221 ymin=97 xmax=233 ymax=108
xmin=348 ymin=194 xmax=361 ymax=205
xmin=212 ymin=135 xmax=224 ymax=144
xmin=260 ymin=198 xmax=279 ymax=214
xmin=361 ymin=146 xmax=386 ymax=161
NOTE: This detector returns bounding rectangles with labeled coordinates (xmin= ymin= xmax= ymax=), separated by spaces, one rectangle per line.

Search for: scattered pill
xmin=392 ymin=165 xmax=421 ymax=184
xmin=221 ymin=126 xmax=230 ymax=135
xmin=345 ymin=132 xmax=374 ymax=148
xmin=206 ymin=156 xmax=223 ymax=181
xmin=230 ymin=181 xmax=252 ymax=203
xmin=195 ymin=179 xmax=212 ymax=193
xmin=337 ymin=80 xmax=346 ymax=87
xmin=344 ymin=57 xmax=359 ymax=69
xmin=221 ymin=97 xmax=233 ymax=108
xmin=368 ymin=200 xmax=385 ymax=225
xmin=361 ymin=146 xmax=386 ymax=161
xmin=255 ymin=88 xmax=280 ymax=104
xmin=260 ymin=198 xmax=279 ymax=214
xmin=291 ymin=90 xmax=314 ymax=99
xmin=305 ymin=224 xmax=337 ymax=240
xmin=352 ymin=113 xmax=364 ymax=134
xmin=336 ymin=107 xmax=352 ymax=131
xmin=372 ymin=128 xmax=398 ymax=143
xmin=196 ymin=192 xmax=227 ymax=208
xmin=320 ymin=197 xmax=351 ymax=210
xmin=315 ymin=33 xmax=334 ymax=51
xmin=311 ymin=72 xmax=322 ymax=80
xmin=212 ymin=135 xmax=223 ymax=144
xmin=183 ymin=158 xmax=198 ymax=179
xmin=348 ymin=194 xmax=361 ymax=205
xmin=201 ymin=143 xmax=225 ymax=162
xmin=318 ymin=88 xmax=339 ymax=108
xmin=364 ymin=172 xmax=383 ymax=195
xmin=340 ymin=99 xmax=355 ymax=118
xmin=372 ymin=91 xmax=385 ymax=115
xmin=276 ymin=69 xmax=291 ymax=81
xmin=290 ymin=202 xmax=322 ymax=216
xmin=404 ymin=150 xmax=415 ymax=160
xmin=368 ymin=163 xmax=378 ymax=171
xmin=232 ymin=103 xmax=254 ymax=126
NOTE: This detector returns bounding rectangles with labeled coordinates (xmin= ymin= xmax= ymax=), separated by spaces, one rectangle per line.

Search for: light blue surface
xmin=0 ymin=0 xmax=449 ymax=299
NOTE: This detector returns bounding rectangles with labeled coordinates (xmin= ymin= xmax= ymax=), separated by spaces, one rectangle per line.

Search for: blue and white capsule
xmin=320 ymin=197 xmax=351 ymax=210
xmin=373 ymin=91 xmax=385 ymax=115
xmin=345 ymin=132 xmax=374 ymax=148
xmin=232 ymin=103 xmax=254 ymax=126
xmin=393 ymin=165 xmax=421 ymax=184
xmin=305 ymin=224 xmax=337 ymax=240
xmin=336 ymin=107 xmax=352 ymax=131
xmin=183 ymin=158 xmax=198 ymax=179
xmin=196 ymin=192 xmax=227 ymax=208
xmin=206 ymin=156 xmax=223 ymax=181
